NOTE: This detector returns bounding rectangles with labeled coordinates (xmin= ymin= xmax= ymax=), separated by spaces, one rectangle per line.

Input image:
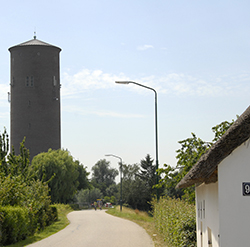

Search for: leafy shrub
xmin=0 ymin=206 xmax=30 ymax=245
xmin=0 ymin=129 xmax=58 ymax=245
xmin=0 ymin=205 xmax=58 ymax=245
xmin=152 ymin=197 xmax=196 ymax=247
xmin=69 ymin=204 xmax=80 ymax=210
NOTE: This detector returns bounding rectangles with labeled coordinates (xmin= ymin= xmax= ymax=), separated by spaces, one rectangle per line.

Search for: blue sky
xmin=0 ymin=0 xmax=249 ymax=177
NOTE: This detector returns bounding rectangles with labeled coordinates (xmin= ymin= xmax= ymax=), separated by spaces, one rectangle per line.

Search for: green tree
xmin=30 ymin=149 xmax=82 ymax=203
xmin=0 ymin=128 xmax=51 ymax=228
xmin=75 ymin=160 xmax=90 ymax=190
xmin=158 ymin=119 xmax=235 ymax=203
xmin=105 ymin=184 xmax=119 ymax=198
xmin=75 ymin=188 xmax=103 ymax=204
xmin=120 ymin=163 xmax=151 ymax=210
xmin=0 ymin=128 xmax=9 ymax=175
xmin=137 ymin=154 xmax=160 ymax=197
xmin=91 ymin=159 xmax=118 ymax=196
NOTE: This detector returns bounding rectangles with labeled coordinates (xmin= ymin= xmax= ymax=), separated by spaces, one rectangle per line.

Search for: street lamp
xmin=105 ymin=154 xmax=123 ymax=211
xmin=115 ymin=81 xmax=159 ymax=200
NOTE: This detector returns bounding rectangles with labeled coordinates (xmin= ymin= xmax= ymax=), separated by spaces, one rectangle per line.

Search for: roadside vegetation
xmin=5 ymin=204 xmax=73 ymax=247
xmin=0 ymin=128 xmax=89 ymax=246
xmin=107 ymin=206 xmax=166 ymax=247
xmin=0 ymin=117 xmax=235 ymax=246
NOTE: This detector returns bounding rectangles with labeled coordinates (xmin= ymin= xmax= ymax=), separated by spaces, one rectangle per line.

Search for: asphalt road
xmin=27 ymin=209 xmax=154 ymax=247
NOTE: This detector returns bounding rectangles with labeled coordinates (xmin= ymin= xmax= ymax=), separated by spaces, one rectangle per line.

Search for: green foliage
xmin=75 ymin=160 xmax=90 ymax=190
xmin=0 ymin=206 xmax=30 ymax=245
xmin=122 ymin=163 xmax=151 ymax=210
xmin=91 ymin=159 xmax=118 ymax=196
xmin=0 ymin=128 xmax=9 ymax=175
xmin=211 ymin=119 xmax=235 ymax=142
xmin=104 ymin=195 xmax=117 ymax=205
xmin=105 ymin=184 xmax=119 ymax=198
xmin=152 ymin=197 xmax=196 ymax=247
xmin=137 ymin=154 xmax=159 ymax=196
xmin=121 ymin=156 xmax=162 ymax=211
xmin=31 ymin=149 xmax=89 ymax=203
xmin=123 ymin=177 xmax=150 ymax=210
xmin=157 ymin=118 xmax=235 ymax=203
xmin=0 ymin=129 xmax=58 ymax=245
xmin=75 ymin=188 xmax=103 ymax=204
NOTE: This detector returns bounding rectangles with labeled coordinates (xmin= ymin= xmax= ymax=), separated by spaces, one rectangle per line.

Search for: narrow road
xmin=27 ymin=210 xmax=154 ymax=247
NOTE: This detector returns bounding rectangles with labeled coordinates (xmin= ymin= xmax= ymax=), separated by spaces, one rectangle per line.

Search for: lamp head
xmin=115 ymin=81 xmax=131 ymax=84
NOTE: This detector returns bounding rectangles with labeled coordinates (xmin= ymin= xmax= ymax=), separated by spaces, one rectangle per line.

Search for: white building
xmin=177 ymin=105 xmax=250 ymax=247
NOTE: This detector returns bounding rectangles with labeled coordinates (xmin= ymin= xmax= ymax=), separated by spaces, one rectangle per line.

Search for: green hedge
xmin=152 ymin=197 xmax=196 ymax=247
xmin=0 ymin=206 xmax=30 ymax=245
xmin=0 ymin=205 xmax=58 ymax=246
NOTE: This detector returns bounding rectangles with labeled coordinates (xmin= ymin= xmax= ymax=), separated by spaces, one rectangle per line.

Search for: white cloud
xmin=137 ymin=45 xmax=154 ymax=51
xmin=60 ymin=68 xmax=250 ymax=98
xmin=62 ymin=68 xmax=129 ymax=98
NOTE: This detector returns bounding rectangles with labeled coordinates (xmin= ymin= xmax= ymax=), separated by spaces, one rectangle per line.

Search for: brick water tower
xmin=9 ymin=35 xmax=61 ymax=160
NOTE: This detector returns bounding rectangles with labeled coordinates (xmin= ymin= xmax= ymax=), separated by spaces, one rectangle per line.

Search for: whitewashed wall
xmin=218 ymin=138 xmax=250 ymax=247
xmin=196 ymin=182 xmax=219 ymax=247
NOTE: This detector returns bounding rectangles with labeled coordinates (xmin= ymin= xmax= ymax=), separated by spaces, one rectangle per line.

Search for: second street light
xmin=115 ymin=80 xmax=159 ymax=200
xmin=105 ymin=154 xmax=123 ymax=211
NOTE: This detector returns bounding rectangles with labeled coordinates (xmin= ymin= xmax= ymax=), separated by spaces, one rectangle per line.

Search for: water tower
xmin=9 ymin=35 xmax=61 ymax=160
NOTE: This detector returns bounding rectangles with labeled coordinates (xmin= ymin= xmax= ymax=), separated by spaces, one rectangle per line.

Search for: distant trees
xmin=30 ymin=149 xmax=90 ymax=203
xmin=75 ymin=188 xmax=103 ymax=204
xmin=91 ymin=159 xmax=118 ymax=196
xmin=121 ymin=155 xmax=162 ymax=211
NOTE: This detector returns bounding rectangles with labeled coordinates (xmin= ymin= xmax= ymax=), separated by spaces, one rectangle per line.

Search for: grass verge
xmin=5 ymin=204 xmax=73 ymax=247
xmin=106 ymin=206 xmax=166 ymax=247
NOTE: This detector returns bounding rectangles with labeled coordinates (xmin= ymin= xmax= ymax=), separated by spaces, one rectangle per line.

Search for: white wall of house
xmin=218 ymin=138 xmax=250 ymax=247
xmin=196 ymin=182 xmax=219 ymax=247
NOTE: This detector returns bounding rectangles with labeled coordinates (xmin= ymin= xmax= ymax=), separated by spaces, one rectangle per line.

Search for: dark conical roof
xmin=9 ymin=36 xmax=61 ymax=51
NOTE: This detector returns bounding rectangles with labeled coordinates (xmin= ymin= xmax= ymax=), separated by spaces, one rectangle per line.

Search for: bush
xmin=0 ymin=206 xmax=30 ymax=245
xmin=69 ymin=204 xmax=80 ymax=210
xmin=152 ymin=197 xmax=196 ymax=247
xmin=0 ymin=205 xmax=58 ymax=245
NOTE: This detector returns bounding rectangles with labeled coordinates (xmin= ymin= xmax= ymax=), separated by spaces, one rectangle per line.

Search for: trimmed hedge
xmin=152 ymin=197 xmax=196 ymax=247
xmin=0 ymin=205 xmax=58 ymax=246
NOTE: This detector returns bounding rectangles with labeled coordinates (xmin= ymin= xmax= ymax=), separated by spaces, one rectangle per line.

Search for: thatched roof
xmin=176 ymin=105 xmax=250 ymax=189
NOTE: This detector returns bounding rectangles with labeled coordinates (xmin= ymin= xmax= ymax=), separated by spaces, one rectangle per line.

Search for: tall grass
xmin=152 ymin=197 xmax=196 ymax=247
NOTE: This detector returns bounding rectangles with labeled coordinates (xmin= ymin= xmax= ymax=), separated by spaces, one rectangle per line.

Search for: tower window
xmin=26 ymin=76 xmax=34 ymax=87
xmin=53 ymin=76 xmax=57 ymax=86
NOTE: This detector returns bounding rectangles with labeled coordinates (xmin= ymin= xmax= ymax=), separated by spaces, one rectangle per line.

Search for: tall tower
xmin=9 ymin=36 xmax=61 ymax=160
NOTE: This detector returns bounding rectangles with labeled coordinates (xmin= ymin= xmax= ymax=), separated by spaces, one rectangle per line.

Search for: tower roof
xmin=9 ymin=36 xmax=61 ymax=51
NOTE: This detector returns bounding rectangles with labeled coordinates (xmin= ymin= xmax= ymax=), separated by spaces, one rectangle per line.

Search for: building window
xmin=53 ymin=76 xmax=57 ymax=86
xmin=26 ymin=76 xmax=34 ymax=87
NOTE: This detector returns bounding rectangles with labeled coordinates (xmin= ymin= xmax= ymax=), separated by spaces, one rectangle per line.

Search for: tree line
xmin=1 ymin=116 xmax=235 ymax=211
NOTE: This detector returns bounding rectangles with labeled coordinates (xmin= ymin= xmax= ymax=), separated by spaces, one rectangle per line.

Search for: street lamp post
xmin=115 ymin=81 xmax=159 ymax=200
xmin=105 ymin=154 xmax=123 ymax=211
